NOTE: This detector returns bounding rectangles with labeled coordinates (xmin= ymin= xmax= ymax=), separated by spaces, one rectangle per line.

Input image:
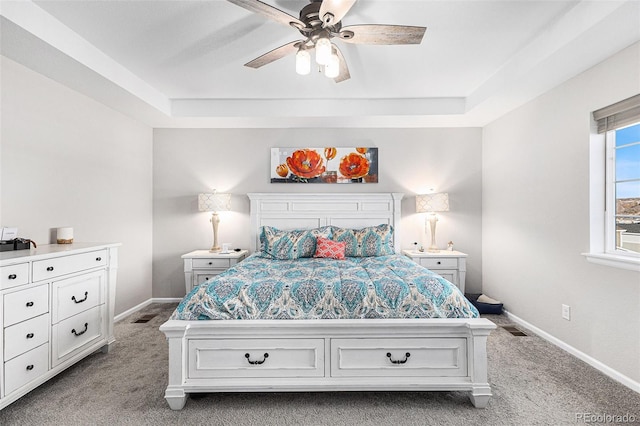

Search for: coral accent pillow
xmin=314 ymin=237 xmax=346 ymax=260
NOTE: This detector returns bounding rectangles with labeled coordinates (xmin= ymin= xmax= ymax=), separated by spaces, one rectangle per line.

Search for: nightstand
xmin=402 ymin=249 xmax=468 ymax=293
xmin=181 ymin=250 xmax=248 ymax=294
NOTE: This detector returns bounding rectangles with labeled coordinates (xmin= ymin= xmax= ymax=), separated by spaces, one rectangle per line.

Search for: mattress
xmin=171 ymin=254 xmax=479 ymax=321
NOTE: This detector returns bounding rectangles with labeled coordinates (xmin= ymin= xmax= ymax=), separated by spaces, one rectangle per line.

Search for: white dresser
xmin=0 ymin=243 xmax=119 ymax=410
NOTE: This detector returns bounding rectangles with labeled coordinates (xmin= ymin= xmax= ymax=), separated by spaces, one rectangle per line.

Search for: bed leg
xmin=469 ymin=386 xmax=492 ymax=408
xmin=165 ymin=388 xmax=187 ymax=410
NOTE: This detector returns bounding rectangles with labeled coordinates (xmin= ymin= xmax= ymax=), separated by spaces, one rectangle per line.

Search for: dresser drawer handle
xmin=71 ymin=323 xmax=89 ymax=337
xmin=72 ymin=291 xmax=89 ymax=304
xmin=386 ymin=352 xmax=411 ymax=364
xmin=26 ymin=333 xmax=34 ymax=339
xmin=46 ymin=266 xmax=54 ymax=272
xmin=26 ymin=301 xmax=34 ymax=307
xmin=208 ymin=262 xmax=213 ymax=265
xmin=8 ymin=274 xmax=17 ymax=280
xmin=26 ymin=364 xmax=34 ymax=371
xmin=245 ymin=352 xmax=269 ymax=365
xmin=437 ymin=261 xmax=441 ymax=265
xmin=96 ymin=257 xmax=102 ymax=262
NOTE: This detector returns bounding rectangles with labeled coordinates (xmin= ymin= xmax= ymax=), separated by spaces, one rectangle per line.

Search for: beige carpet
xmin=0 ymin=303 xmax=638 ymax=426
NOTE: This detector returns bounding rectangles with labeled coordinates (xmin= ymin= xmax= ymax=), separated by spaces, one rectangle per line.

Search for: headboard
xmin=247 ymin=193 xmax=404 ymax=254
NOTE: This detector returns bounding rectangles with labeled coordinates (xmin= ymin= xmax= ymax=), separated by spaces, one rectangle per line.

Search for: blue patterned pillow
xmin=331 ymin=224 xmax=394 ymax=257
xmin=260 ymin=226 xmax=332 ymax=260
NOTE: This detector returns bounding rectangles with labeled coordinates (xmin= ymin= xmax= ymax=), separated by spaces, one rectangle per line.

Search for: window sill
xmin=582 ymin=252 xmax=640 ymax=272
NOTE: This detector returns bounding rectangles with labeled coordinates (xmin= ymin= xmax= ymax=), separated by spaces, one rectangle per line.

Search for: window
xmin=586 ymin=94 xmax=640 ymax=270
xmin=606 ymin=122 xmax=640 ymax=254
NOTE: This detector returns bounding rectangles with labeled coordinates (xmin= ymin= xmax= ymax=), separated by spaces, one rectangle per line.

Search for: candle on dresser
xmin=56 ymin=227 xmax=73 ymax=244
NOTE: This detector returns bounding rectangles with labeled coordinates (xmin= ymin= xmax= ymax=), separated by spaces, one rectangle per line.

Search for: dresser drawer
xmin=418 ymin=258 xmax=458 ymax=269
xmin=1 ymin=262 xmax=29 ymax=290
xmin=4 ymin=343 xmax=49 ymax=395
xmin=52 ymin=270 xmax=105 ymax=323
xmin=3 ymin=284 xmax=49 ymax=327
xmin=331 ymin=338 xmax=467 ymax=377
xmin=4 ymin=313 xmax=49 ymax=361
xmin=188 ymin=338 xmax=324 ymax=379
xmin=32 ymin=250 xmax=107 ymax=282
xmin=192 ymin=258 xmax=232 ymax=269
xmin=51 ymin=305 xmax=105 ymax=367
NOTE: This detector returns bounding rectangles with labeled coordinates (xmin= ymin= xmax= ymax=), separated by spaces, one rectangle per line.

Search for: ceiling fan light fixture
xmin=324 ymin=49 xmax=340 ymax=79
xmin=295 ymin=48 xmax=311 ymax=75
xmin=315 ymin=36 xmax=332 ymax=66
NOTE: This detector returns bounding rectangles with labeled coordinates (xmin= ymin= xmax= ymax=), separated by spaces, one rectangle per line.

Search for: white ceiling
xmin=1 ymin=0 xmax=639 ymax=128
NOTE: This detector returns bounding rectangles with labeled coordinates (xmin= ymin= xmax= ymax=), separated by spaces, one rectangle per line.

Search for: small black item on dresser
xmin=0 ymin=238 xmax=36 ymax=251
xmin=234 ymin=248 xmax=241 ymax=252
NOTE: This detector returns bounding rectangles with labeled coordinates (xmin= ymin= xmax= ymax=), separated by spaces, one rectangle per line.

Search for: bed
xmin=160 ymin=193 xmax=496 ymax=410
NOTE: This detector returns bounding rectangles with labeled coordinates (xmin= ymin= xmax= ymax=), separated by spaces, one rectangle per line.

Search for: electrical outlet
xmin=562 ymin=304 xmax=571 ymax=321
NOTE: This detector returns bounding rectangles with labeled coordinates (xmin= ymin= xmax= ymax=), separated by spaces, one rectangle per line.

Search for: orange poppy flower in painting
xmin=355 ymin=147 xmax=367 ymax=154
xmin=275 ymin=163 xmax=289 ymax=177
xmin=324 ymin=147 xmax=337 ymax=161
xmin=339 ymin=153 xmax=370 ymax=179
xmin=286 ymin=149 xmax=326 ymax=179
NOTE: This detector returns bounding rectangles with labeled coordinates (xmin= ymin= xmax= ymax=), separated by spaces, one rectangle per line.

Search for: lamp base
xmin=209 ymin=246 xmax=221 ymax=253
xmin=427 ymin=247 xmax=440 ymax=253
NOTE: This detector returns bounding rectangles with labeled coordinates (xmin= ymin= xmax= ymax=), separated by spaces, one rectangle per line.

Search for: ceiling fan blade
xmin=244 ymin=40 xmax=302 ymax=68
xmin=333 ymin=45 xmax=350 ymax=83
xmin=319 ymin=0 xmax=357 ymax=27
xmin=226 ymin=0 xmax=306 ymax=29
xmin=339 ymin=24 xmax=426 ymax=45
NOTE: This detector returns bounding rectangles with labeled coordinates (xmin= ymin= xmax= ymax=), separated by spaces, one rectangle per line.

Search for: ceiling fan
xmin=226 ymin=0 xmax=427 ymax=83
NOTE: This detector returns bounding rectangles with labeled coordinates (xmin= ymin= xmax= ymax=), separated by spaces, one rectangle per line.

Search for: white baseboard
xmin=114 ymin=297 xmax=182 ymax=323
xmin=504 ymin=309 xmax=640 ymax=394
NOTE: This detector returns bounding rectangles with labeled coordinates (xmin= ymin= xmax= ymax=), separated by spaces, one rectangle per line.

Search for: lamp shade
xmin=198 ymin=192 xmax=231 ymax=212
xmin=416 ymin=193 xmax=450 ymax=213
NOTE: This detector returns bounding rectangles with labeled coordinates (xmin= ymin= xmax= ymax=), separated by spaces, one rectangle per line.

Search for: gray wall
xmin=152 ymin=128 xmax=483 ymax=298
xmin=482 ymin=42 xmax=640 ymax=383
xmin=0 ymin=57 xmax=154 ymax=315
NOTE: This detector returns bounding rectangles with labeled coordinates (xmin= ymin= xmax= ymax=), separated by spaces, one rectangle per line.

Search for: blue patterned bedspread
xmin=171 ymin=254 xmax=479 ymax=320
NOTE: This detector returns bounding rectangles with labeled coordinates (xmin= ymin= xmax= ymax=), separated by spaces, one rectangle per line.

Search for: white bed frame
xmin=160 ymin=193 xmax=496 ymax=410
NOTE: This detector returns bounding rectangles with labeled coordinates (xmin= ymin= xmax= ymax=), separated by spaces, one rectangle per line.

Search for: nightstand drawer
xmin=1 ymin=262 xmax=29 ymax=290
xmin=419 ymin=258 xmax=458 ymax=269
xmin=194 ymin=272 xmax=225 ymax=286
xmin=193 ymin=258 xmax=231 ymax=268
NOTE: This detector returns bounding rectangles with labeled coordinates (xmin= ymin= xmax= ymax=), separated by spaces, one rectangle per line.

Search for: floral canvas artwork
xmin=271 ymin=147 xmax=378 ymax=184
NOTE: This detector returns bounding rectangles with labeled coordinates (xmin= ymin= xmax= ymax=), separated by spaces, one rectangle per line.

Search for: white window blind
xmin=593 ymin=94 xmax=640 ymax=133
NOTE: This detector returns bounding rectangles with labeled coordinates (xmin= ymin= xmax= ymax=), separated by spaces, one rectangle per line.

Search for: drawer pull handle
xmin=26 ymin=333 xmax=34 ymax=339
xmin=96 ymin=257 xmax=102 ymax=262
xmin=71 ymin=323 xmax=89 ymax=337
xmin=437 ymin=261 xmax=441 ymax=265
xmin=26 ymin=364 xmax=34 ymax=371
xmin=245 ymin=352 xmax=269 ymax=365
xmin=26 ymin=301 xmax=34 ymax=307
xmin=208 ymin=262 xmax=213 ymax=265
xmin=8 ymin=274 xmax=17 ymax=280
xmin=386 ymin=352 xmax=411 ymax=364
xmin=72 ymin=291 xmax=89 ymax=303
xmin=46 ymin=266 xmax=54 ymax=271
